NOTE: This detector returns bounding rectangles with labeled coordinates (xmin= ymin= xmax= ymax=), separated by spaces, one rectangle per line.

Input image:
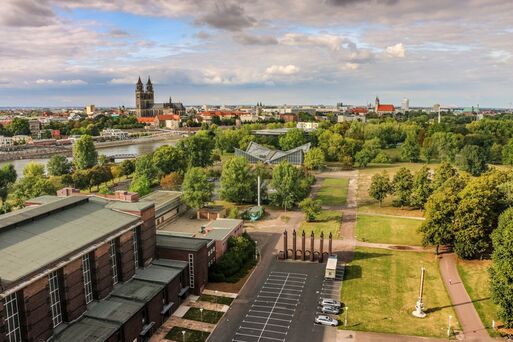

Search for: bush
xmin=209 ymin=233 xmax=256 ymax=283
xmin=227 ymin=207 xmax=239 ymax=219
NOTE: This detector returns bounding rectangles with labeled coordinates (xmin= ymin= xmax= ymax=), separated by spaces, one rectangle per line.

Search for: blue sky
xmin=1 ymin=0 xmax=513 ymax=108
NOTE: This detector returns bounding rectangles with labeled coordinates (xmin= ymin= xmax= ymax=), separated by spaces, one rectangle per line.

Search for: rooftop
xmin=152 ymin=258 xmax=188 ymax=270
xmin=206 ymin=218 xmax=243 ymax=230
xmin=85 ymin=297 xmax=144 ymax=325
xmin=53 ymin=317 xmax=118 ymax=342
xmin=156 ymin=232 xmax=208 ymax=251
xmin=111 ymin=279 xmax=163 ymax=302
xmin=0 ymin=196 xmax=140 ymax=286
xmin=141 ymin=190 xmax=182 ymax=216
xmin=133 ymin=264 xmax=182 ymax=284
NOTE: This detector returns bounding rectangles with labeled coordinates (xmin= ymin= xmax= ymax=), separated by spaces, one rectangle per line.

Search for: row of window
xmin=3 ymin=227 xmax=141 ymax=341
xmin=207 ymin=246 xmax=216 ymax=256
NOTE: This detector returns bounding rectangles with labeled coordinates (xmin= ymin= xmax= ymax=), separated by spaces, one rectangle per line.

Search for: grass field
xmin=457 ymin=259 xmax=501 ymax=336
xmin=355 ymin=214 xmax=424 ymax=246
xmin=198 ymin=294 xmax=234 ymax=306
xmin=165 ymin=327 xmax=208 ymax=342
xmin=298 ymin=210 xmax=342 ymax=238
xmin=339 ymin=247 xmax=459 ymax=338
xmin=317 ymin=178 xmax=349 ymax=206
xmin=183 ymin=307 xmax=224 ymax=324
xmin=357 ymin=163 xmax=440 ymax=217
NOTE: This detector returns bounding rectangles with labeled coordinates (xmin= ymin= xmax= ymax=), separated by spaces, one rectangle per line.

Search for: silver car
xmin=321 ymin=305 xmax=340 ymax=314
xmin=314 ymin=315 xmax=338 ymax=326
xmin=320 ymin=298 xmax=342 ymax=308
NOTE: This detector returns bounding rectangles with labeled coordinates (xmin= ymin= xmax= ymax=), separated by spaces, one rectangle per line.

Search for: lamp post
xmin=447 ymin=315 xmax=452 ymax=337
xmin=255 ymin=241 xmax=258 ymax=261
xmin=182 ymin=329 xmax=186 ymax=342
xmin=344 ymin=306 xmax=349 ymax=327
xmin=215 ymin=290 xmax=218 ymax=305
xmin=200 ymin=308 xmax=204 ymax=339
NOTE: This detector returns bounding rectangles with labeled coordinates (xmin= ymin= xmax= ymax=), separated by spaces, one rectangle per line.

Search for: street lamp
xmin=447 ymin=315 xmax=452 ymax=337
xmin=182 ymin=330 xmax=186 ymax=342
xmin=255 ymin=241 xmax=258 ymax=261
xmin=344 ymin=306 xmax=349 ymax=327
xmin=215 ymin=290 xmax=218 ymax=305
xmin=200 ymin=308 xmax=204 ymax=339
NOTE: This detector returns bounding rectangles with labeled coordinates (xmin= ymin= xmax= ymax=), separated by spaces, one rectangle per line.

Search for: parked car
xmin=314 ymin=315 xmax=338 ymax=326
xmin=321 ymin=305 xmax=340 ymax=314
xmin=321 ymin=298 xmax=342 ymax=308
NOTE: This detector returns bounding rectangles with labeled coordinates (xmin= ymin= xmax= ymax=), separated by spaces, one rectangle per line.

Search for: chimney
xmin=57 ymin=187 xmax=81 ymax=197
xmin=114 ymin=190 xmax=139 ymax=202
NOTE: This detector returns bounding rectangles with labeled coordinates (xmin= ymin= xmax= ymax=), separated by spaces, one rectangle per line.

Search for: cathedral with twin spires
xmin=135 ymin=76 xmax=185 ymax=118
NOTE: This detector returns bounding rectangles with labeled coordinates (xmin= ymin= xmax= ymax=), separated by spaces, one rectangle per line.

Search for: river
xmin=0 ymin=139 xmax=179 ymax=176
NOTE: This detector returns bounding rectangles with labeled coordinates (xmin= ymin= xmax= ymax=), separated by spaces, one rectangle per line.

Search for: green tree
xmin=133 ymin=154 xmax=158 ymax=182
xmin=368 ymin=171 xmax=392 ymax=207
xmin=432 ymin=162 xmax=457 ymax=190
xmin=432 ymin=132 xmax=463 ymax=163
xmin=490 ymin=207 xmax=513 ymax=328
xmin=47 ymin=155 xmax=71 ymax=176
xmin=420 ymin=178 xmax=464 ymax=254
xmin=182 ymin=167 xmax=214 ymax=210
xmin=177 ymin=131 xmax=215 ymax=168
xmin=371 ymin=151 xmax=392 ymax=164
xmin=152 ymin=145 xmax=185 ymax=178
xmin=73 ymin=135 xmax=98 ymax=170
xmin=299 ymin=198 xmax=322 ymax=222
xmin=23 ymin=162 xmax=45 ymax=178
xmin=392 ymin=167 xmax=413 ymax=207
xmin=501 ymin=138 xmax=513 ymax=165
xmin=220 ymin=157 xmax=257 ymax=203
xmin=0 ymin=164 xmax=17 ymax=202
xmin=279 ymin=128 xmax=307 ymax=151
xmin=97 ymin=154 xmax=108 ymax=167
xmin=421 ymin=137 xmax=437 ymax=163
xmin=129 ymin=175 xmax=152 ymax=196
xmin=457 ymin=145 xmax=488 ymax=176
xmin=12 ymin=176 xmax=56 ymax=206
xmin=400 ymin=134 xmax=420 ymax=162
xmin=304 ymin=147 xmax=326 ymax=170
xmin=410 ymin=166 xmax=432 ymax=209
xmin=160 ymin=172 xmax=183 ymax=191
xmin=270 ymin=161 xmax=305 ymax=210
xmin=120 ymin=159 xmax=135 ymax=176
xmin=8 ymin=118 xmax=30 ymax=135
xmin=453 ymin=170 xmax=508 ymax=259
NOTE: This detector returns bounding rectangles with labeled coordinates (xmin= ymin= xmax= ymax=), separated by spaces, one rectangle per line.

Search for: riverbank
xmin=0 ymin=132 xmax=182 ymax=162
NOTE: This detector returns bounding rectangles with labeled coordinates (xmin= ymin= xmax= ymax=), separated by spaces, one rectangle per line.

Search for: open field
xmin=298 ymin=210 xmax=342 ymax=238
xmin=317 ymin=177 xmax=349 ymax=206
xmin=356 ymin=214 xmax=424 ymax=246
xmin=183 ymin=307 xmax=224 ymax=324
xmin=165 ymin=327 xmax=207 ymax=342
xmin=339 ymin=247 xmax=459 ymax=338
xmin=198 ymin=294 xmax=234 ymax=306
xmin=357 ymin=163 xmax=440 ymax=217
xmin=457 ymin=259 xmax=501 ymax=336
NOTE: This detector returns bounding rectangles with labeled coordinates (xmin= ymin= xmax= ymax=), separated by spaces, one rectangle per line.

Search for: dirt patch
xmin=389 ymin=245 xmax=413 ymax=250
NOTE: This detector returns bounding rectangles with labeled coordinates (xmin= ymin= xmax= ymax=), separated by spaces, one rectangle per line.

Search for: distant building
xmin=155 ymin=114 xmax=181 ymax=129
xmin=85 ymin=104 xmax=96 ymax=116
xmin=100 ymin=128 xmax=129 ymax=140
xmin=0 ymin=136 xmax=13 ymax=147
xmin=200 ymin=219 xmax=244 ymax=259
xmin=279 ymin=113 xmax=298 ymax=122
xmin=235 ymin=141 xmax=310 ymax=165
xmin=135 ymin=77 xmax=185 ymax=118
xmin=296 ymin=122 xmax=319 ymax=130
xmin=337 ymin=114 xmax=366 ymax=123
xmin=197 ymin=110 xmax=242 ymax=123
xmin=348 ymin=107 xmax=368 ymax=116
xmin=374 ymin=97 xmax=395 ymax=115
xmin=401 ymin=98 xmax=410 ymax=112
xmin=28 ymin=120 xmax=41 ymax=138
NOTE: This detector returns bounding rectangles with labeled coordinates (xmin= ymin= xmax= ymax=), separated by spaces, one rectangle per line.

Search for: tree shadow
xmin=343 ymin=265 xmax=362 ymax=281
xmin=352 ymin=250 xmax=390 ymax=261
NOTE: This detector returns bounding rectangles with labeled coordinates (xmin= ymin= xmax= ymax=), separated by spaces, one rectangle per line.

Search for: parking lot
xmin=233 ymin=271 xmax=307 ymax=342
xmin=313 ymin=265 xmax=345 ymax=332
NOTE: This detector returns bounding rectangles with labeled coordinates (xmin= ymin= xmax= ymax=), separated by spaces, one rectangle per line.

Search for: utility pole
xmin=438 ymin=106 xmax=441 ymax=124
xmin=412 ymin=267 xmax=427 ymax=318
xmin=257 ymin=175 xmax=261 ymax=207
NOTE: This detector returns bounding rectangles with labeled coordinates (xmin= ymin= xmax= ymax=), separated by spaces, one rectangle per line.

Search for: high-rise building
xmin=85 ymin=104 xmax=96 ymax=116
xmin=401 ymin=98 xmax=409 ymax=111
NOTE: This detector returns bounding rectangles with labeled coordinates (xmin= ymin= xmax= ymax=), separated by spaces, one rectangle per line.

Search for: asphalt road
xmin=208 ymin=231 xmax=338 ymax=342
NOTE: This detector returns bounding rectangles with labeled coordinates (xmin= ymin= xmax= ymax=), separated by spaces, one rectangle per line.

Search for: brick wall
xmin=62 ymin=258 xmax=86 ymax=321
xmin=92 ymin=244 xmax=113 ymax=300
xmin=0 ymin=300 xmax=6 ymax=342
xmin=119 ymin=230 xmax=135 ymax=281
xmin=146 ymin=292 xmax=164 ymax=330
xmin=138 ymin=207 xmax=156 ymax=267
xmin=21 ymin=277 xmax=52 ymax=342
xmin=122 ymin=309 xmax=144 ymax=342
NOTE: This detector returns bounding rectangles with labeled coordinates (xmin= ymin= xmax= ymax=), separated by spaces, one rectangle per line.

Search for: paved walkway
xmin=337 ymin=330 xmax=448 ymax=341
xmin=356 ymin=211 xmax=426 ymax=221
xmin=439 ymin=253 xmax=495 ymax=341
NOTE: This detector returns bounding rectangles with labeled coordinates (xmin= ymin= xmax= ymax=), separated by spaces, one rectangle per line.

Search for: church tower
xmin=374 ymin=96 xmax=380 ymax=113
xmin=144 ymin=77 xmax=154 ymax=116
xmin=135 ymin=76 xmax=144 ymax=117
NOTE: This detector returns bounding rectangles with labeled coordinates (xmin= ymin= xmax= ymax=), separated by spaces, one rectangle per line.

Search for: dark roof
xmin=133 ymin=265 xmax=182 ymax=284
xmin=111 ymin=279 xmax=163 ymax=302
xmin=53 ymin=318 xmax=118 ymax=342
xmin=156 ymin=232 xmax=208 ymax=251
xmin=85 ymin=297 xmax=144 ymax=325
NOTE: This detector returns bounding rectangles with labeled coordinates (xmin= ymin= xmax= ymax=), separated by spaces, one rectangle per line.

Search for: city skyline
xmin=1 ymin=0 xmax=513 ymax=107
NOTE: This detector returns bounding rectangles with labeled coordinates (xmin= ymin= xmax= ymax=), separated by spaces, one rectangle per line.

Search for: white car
xmin=314 ymin=315 xmax=338 ymax=326
xmin=321 ymin=298 xmax=342 ymax=308
xmin=321 ymin=305 xmax=340 ymax=314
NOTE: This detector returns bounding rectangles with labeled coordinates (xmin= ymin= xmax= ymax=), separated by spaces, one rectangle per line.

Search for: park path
xmin=439 ymin=253 xmax=495 ymax=341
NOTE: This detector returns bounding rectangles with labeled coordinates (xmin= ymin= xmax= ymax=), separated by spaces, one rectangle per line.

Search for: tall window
xmin=110 ymin=240 xmax=119 ymax=285
xmin=133 ymin=227 xmax=140 ymax=269
xmin=82 ymin=255 xmax=93 ymax=304
xmin=4 ymin=293 xmax=21 ymax=342
xmin=48 ymin=271 xmax=62 ymax=327
xmin=188 ymin=253 xmax=195 ymax=289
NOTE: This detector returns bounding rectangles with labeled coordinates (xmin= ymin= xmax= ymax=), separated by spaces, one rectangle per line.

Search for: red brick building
xmin=0 ymin=194 xmax=190 ymax=342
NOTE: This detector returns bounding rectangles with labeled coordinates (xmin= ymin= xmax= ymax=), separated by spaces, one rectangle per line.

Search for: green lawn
xmin=340 ymin=247 xmax=459 ymax=338
xmin=317 ymin=178 xmax=349 ymax=206
xmin=165 ymin=327 xmax=208 ymax=342
xmin=457 ymin=259 xmax=501 ymax=336
xmin=298 ymin=210 xmax=342 ymax=239
xmin=198 ymin=294 xmax=234 ymax=306
xmin=183 ymin=307 xmax=224 ymax=324
xmin=356 ymin=214 xmax=424 ymax=246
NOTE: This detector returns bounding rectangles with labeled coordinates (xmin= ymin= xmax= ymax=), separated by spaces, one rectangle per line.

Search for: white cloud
xmin=265 ymin=64 xmax=300 ymax=75
xmin=35 ymin=79 xmax=55 ymax=84
xmin=489 ymin=50 xmax=511 ymax=63
xmin=385 ymin=43 xmax=406 ymax=58
xmin=280 ymin=33 xmax=345 ymax=51
xmin=61 ymin=79 xmax=87 ymax=85
xmin=344 ymin=63 xmax=360 ymax=70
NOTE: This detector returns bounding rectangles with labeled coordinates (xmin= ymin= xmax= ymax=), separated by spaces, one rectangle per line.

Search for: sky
xmin=1 ymin=0 xmax=513 ymax=108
